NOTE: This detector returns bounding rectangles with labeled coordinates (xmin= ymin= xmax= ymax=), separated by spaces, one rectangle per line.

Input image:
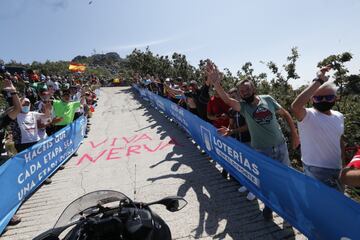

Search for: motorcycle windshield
xmin=54 ymin=190 xmax=131 ymax=228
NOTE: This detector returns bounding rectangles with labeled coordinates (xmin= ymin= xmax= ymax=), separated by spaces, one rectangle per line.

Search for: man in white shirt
xmin=291 ymin=65 xmax=345 ymax=190
xmin=13 ymin=98 xmax=51 ymax=152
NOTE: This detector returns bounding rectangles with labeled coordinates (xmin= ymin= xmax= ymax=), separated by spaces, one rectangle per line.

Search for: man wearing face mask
xmin=206 ymin=60 xmax=300 ymax=221
xmin=292 ymin=65 xmax=344 ymax=191
xmin=12 ymin=98 xmax=51 ymax=153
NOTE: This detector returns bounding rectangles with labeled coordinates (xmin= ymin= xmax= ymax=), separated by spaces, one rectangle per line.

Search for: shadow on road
xmin=128 ymin=89 xmax=297 ymax=239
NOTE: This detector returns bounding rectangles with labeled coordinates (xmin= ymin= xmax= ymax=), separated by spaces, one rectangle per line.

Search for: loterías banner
xmin=133 ymin=84 xmax=360 ymax=240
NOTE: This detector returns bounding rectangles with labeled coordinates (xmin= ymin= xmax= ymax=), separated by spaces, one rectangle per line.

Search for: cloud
xmin=105 ymin=38 xmax=174 ymax=52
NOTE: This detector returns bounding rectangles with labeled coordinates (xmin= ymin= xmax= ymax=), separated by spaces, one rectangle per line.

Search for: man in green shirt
xmin=206 ymin=60 xmax=299 ymax=221
xmin=52 ymin=89 xmax=81 ymax=132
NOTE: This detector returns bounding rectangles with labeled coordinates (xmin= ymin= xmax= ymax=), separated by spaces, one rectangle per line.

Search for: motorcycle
xmin=33 ymin=190 xmax=187 ymax=240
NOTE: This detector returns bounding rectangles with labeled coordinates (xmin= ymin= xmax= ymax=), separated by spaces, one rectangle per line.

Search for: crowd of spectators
xmin=134 ymin=60 xmax=360 ymax=221
xmin=0 ymin=67 xmax=100 ymax=225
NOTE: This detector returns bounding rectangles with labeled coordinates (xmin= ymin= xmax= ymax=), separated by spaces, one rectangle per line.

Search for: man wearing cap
xmin=11 ymin=96 xmax=54 ymax=184
xmin=52 ymin=89 xmax=81 ymax=132
xmin=11 ymin=97 xmax=51 ymax=152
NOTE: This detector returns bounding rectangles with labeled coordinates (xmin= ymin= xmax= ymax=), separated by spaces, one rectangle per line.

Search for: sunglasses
xmin=313 ymin=95 xmax=336 ymax=103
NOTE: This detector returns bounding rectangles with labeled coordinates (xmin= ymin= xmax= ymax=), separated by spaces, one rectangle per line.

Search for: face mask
xmin=242 ymin=94 xmax=255 ymax=104
xmin=313 ymin=102 xmax=335 ymax=112
xmin=22 ymin=106 xmax=30 ymax=113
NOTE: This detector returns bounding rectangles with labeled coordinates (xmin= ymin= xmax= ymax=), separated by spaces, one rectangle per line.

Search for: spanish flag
xmin=69 ymin=63 xmax=86 ymax=72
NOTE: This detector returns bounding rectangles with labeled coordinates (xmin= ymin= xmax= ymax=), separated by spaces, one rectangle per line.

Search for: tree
xmin=317 ymin=52 xmax=353 ymax=98
xmin=222 ymin=68 xmax=238 ymax=90
xmin=236 ymin=62 xmax=267 ymax=88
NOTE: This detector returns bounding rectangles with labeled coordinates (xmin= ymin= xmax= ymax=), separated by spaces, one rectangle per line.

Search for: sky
xmin=1 ymin=0 xmax=360 ymax=88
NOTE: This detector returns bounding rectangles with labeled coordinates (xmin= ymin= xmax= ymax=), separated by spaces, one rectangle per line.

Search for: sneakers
xmin=221 ymin=169 xmax=228 ymax=179
xmin=262 ymin=206 xmax=273 ymax=221
xmin=44 ymin=178 xmax=52 ymax=184
xmin=238 ymin=186 xmax=248 ymax=193
xmin=238 ymin=187 xmax=256 ymax=201
xmin=9 ymin=215 xmax=21 ymax=225
xmin=246 ymin=192 xmax=256 ymax=201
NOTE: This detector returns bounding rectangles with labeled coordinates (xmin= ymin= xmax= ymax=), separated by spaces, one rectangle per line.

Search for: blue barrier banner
xmin=133 ymin=85 xmax=360 ymax=240
xmin=0 ymin=116 xmax=87 ymax=234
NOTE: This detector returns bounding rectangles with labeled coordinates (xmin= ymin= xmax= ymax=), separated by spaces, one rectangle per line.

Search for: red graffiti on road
xmin=76 ymin=133 xmax=183 ymax=165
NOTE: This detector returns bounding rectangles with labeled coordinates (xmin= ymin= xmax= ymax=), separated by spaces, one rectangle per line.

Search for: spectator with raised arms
xmin=206 ymin=60 xmax=300 ymax=221
xmin=52 ymin=89 xmax=81 ymax=132
xmin=292 ymin=65 xmax=345 ymax=191
xmin=12 ymin=98 xmax=52 ymax=153
xmin=0 ymin=77 xmax=22 ymax=226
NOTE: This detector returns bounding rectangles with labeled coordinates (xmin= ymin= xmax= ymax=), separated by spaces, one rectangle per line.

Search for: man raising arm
xmin=291 ymin=65 xmax=344 ymax=190
xmin=205 ymin=60 xmax=299 ymax=220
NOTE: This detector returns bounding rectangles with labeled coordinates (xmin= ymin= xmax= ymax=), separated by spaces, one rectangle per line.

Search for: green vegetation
xmin=1 ymin=48 xmax=359 ymax=166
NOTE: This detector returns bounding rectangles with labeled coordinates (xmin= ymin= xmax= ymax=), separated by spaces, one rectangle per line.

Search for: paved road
xmin=2 ymin=87 xmax=306 ymax=240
